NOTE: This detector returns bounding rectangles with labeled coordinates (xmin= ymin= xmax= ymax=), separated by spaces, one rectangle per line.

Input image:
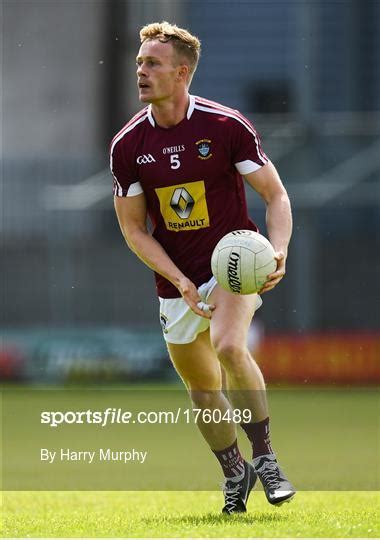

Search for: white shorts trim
xmin=158 ymin=276 xmax=262 ymax=344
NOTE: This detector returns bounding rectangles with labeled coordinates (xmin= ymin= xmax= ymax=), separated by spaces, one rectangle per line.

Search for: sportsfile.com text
xmin=41 ymin=408 xmax=252 ymax=427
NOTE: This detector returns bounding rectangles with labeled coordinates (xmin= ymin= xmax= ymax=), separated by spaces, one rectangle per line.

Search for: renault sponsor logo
xmin=170 ymin=187 xmax=195 ymax=219
xmin=227 ymin=251 xmax=241 ymax=293
xmin=137 ymin=154 xmax=156 ymax=164
xmin=168 ymin=219 xmax=206 ymax=230
xmin=155 ymin=180 xmax=210 ymax=232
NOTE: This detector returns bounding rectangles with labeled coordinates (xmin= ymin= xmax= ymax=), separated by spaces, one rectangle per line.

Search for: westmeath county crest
xmin=196 ymin=139 xmax=212 ymax=160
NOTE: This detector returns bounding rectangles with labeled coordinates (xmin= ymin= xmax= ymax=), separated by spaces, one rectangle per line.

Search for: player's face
xmin=136 ymin=40 xmax=181 ymax=104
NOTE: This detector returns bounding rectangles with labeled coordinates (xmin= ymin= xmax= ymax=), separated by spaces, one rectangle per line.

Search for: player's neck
xmin=150 ymin=92 xmax=190 ymax=128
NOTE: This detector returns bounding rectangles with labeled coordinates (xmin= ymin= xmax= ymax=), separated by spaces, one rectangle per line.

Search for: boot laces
xmin=222 ymin=481 xmax=243 ymax=512
xmin=259 ymin=461 xmax=282 ymax=489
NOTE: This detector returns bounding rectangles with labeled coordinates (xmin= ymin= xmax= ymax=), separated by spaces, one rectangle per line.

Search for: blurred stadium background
xmin=1 ymin=0 xmax=379 ymax=384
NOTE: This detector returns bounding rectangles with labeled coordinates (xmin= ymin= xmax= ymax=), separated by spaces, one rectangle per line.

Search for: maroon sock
xmin=212 ymin=439 xmax=246 ymax=479
xmin=240 ymin=417 xmax=273 ymax=459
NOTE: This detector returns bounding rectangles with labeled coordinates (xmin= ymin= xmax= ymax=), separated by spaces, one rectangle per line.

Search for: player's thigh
xmin=208 ymin=285 xmax=259 ymax=350
xmin=167 ymin=329 xmax=222 ymax=391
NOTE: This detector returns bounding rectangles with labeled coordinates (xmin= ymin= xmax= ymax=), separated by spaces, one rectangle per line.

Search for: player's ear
xmin=177 ymin=64 xmax=189 ymax=82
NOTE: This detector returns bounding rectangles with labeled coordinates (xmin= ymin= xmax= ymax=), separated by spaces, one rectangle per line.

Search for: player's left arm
xmin=244 ymin=160 xmax=293 ymax=293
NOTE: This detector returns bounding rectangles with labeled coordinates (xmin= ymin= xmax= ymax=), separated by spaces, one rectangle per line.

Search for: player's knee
xmin=189 ymin=389 xmax=222 ymax=409
xmin=213 ymin=338 xmax=246 ymax=366
xmin=214 ymin=340 xmax=253 ymax=380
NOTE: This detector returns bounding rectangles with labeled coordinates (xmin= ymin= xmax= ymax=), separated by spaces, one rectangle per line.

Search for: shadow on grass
xmin=143 ymin=511 xmax=288 ymax=527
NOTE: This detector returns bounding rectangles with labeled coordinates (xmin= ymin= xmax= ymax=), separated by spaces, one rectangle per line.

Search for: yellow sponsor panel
xmin=155 ymin=180 xmax=210 ymax=232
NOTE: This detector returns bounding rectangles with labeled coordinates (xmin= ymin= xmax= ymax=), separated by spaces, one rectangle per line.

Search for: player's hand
xmin=177 ymin=276 xmax=215 ymax=319
xmin=259 ymin=251 xmax=286 ymax=294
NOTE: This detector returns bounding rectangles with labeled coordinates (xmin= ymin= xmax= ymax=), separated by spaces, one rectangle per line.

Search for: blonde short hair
xmin=140 ymin=21 xmax=201 ymax=80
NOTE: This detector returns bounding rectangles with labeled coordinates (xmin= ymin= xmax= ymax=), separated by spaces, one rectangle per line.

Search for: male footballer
xmin=111 ymin=21 xmax=295 ymax=513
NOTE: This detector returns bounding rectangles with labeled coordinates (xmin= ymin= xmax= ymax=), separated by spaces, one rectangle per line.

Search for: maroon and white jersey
xmin=110 ymin=95 xmax=268 ymax=298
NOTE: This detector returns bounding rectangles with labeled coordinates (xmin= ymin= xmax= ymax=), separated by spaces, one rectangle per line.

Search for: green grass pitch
xmin=2 ymin=490 xmax=379 ymax=537
xmin=2 ymin=385 xmax=379 ymax=537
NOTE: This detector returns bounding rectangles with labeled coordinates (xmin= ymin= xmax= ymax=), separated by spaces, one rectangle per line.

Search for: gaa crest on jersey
xmin=196 ymin=139 xmax=212 ymax=160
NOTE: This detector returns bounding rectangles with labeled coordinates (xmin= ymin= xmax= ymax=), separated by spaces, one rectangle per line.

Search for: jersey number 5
xmin=170 ymin=154 xmax=181 ymax=170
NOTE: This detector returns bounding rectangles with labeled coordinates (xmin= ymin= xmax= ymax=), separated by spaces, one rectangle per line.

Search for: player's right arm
xmin=114 ymin=194 xmax=212 ymax=318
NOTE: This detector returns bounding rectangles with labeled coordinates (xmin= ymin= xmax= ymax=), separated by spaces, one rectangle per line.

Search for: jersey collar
xmin=187 ymin=94 xmax=195 ymax=119
xmin=147 ymin=105 xmax=155 ymax=127
xmin=147 ymin=95 xmax=195 ymax=128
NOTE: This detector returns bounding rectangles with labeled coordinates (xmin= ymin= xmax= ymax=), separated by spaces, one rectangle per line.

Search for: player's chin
xmin=138 ymin=90 xmax=153 ymax=103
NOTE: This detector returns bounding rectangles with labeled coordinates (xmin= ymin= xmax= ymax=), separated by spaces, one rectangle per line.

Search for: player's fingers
xmin=266 ymin=276 xmax=282 ymax=286
xmin=192 ymin=303 xmax=212 ymax=318
xmin=197 ymin=301 xmax=215 ymax=313
xmin=267 ymin=269 xmax=285 ymax=280
xmin=259 ymin=284 xmax=275 ymax=294
xmin=182 ymin=293 xmax=210 ymax=318
xmin=259 ymin=275 xmax=283 ymax=293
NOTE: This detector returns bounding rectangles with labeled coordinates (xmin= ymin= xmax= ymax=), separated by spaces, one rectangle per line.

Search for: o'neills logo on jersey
xmin=227 ymin=251 xmax=241 ymax=293
xmin=196 ymin=139 xmax=212 ymax=160
xmin=162 ymin=145 xmax=185 ymax=155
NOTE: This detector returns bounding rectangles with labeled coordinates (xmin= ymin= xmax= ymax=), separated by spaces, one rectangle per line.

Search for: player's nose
xmin=136 ymin=63 xmax=146 ymax=77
